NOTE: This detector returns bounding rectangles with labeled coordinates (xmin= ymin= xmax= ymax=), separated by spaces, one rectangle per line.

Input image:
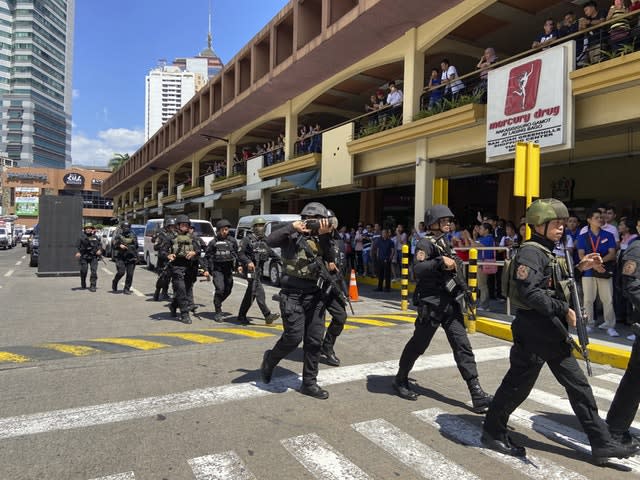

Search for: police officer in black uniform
xmin=392 ymin=204 xmax=493 ymax=414
xmin=260 ymin=201 xmax=335 ymax=399
xmin=112 ymin=221 xmax=139 ymax=294
xmin=153 ymin=218 xmax=176 ymax=301
xmin=607 ymin=235 xmax=640 ymax=449
xmin=205 ymin=219 xmax=239 ymax=322
xmin=320 ymin=210 xmax=348 ymax=367
xmin=237 ymin=217 xmax=280 ymax=325
xmin=482 ymin=198 xmax=635 ymax=464
xmin=75 ymin=223 xmax=102 ymax=292
xmin=162 ymin=214 xmax=209 ymax=324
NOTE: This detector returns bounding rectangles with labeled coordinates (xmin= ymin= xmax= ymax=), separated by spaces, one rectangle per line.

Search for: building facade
xmin=1 ymin=166 xmax=113 ymax=227
xmin=0 ymin=0 xmax=75 ymax=169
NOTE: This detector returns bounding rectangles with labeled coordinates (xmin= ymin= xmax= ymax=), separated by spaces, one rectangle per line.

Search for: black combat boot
xmin=264 ymin=312 xmax=280 ymax=325
xmin=180 ymin=312 xmax=192 ymax=324
xmin=89 ymin=285 xmax=96 ymax=293
xmin=592 ymin=439 xmax=638 ymax=465
xmin=153 ymin=288 xmax=160 ymax=301
xmin=320 ymin=333 xmax=341 ymax=367
xmin=123 ymin=288 xmax=132 ymax=295
xmin=169 ymin=303 xmax=178 ymax=318
xmin=392 ymin=369 xmax=418 ymax=401
xmin=468 ymin=378 xmax=493 ymax=414
xmin=161 ymin=289 xmax=170 ymax=300
xmin=237 ymin=315 xmax=250 ymax=325
xmin=112 ymin=280 xmax=118 ymax=292
xmin=610 ymin=431 xmax=640 ymax=451
xmin=300 ymin=384 xmax=329 ymax=399
xmin=480 ymin=431 xmax=526 ymax=457
xmin=212 ymin=306 xmax=223 ymax=322
xmin=260 ymin=350 xmax=274 ymax=384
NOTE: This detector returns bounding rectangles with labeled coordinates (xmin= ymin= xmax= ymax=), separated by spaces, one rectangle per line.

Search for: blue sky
xmin=71 ymin=0 xmax=289 ymax=167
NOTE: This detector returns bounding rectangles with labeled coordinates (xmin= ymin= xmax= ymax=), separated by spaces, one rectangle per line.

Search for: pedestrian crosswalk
xmin=85 ymin=372 xmax=637 ymax=480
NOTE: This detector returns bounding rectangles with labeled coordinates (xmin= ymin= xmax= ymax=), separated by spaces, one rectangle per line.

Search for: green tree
xmin=108 ymin=153 xmax=130 ymax=172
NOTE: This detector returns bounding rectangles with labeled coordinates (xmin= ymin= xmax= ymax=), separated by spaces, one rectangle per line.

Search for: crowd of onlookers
xmin=343 ymin=202 xmax=636 ymax=340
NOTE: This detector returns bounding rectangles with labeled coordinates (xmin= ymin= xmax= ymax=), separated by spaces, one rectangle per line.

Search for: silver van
xmin=235 ymin=214 xmax=300 ymax=285
xmin=143 ymin=218 xmax=215 ymax=269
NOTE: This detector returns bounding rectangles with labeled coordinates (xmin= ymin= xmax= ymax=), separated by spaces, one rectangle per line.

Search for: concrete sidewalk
xmin=354 ymin=273 xmax=633 ymax=370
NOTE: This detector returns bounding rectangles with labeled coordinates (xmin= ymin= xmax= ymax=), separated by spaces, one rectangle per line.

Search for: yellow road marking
xmin=201 ymin=328 xmax=275 ymax=338
xmin=151 ymin=333 xmax=224 ymax=344
xmin=347 ymin=317 xmax=396 ymax=327
xmin=252 ymin=325 xmax=285 ymax=331
xmin=91 ymin=338 xmax=169 ymax=350
xmin=39 ymin=343 xmax=101 ymax=356
xmin=326 ymin=321 xmax=358 ymax=330
xmin=0 ymin=351 xmax=30 ymax=363
xmin=367 ymin=314 xmax=417 ymax=322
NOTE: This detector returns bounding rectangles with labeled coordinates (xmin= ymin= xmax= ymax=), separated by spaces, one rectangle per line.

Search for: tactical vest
xmin=506 ymin=241 xmax=571 ymax=310
xmin=82 ymin=234 xmax=100 ymax=256
xmin=284 ymin=236 xmax=320 ymax=280
xmin=172 ymin=234 xmax=194 ymax=258
xmin=250 ymin=235 xmax=269 ymax=263
xmin=213 ymin=238 xmax=234 ymax=263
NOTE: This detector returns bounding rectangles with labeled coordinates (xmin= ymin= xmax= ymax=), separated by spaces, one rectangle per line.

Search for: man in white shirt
xmin=386 ymin=81 xmax=403 ymax=106
xmin=441 ymin=58 xmax=465 ymax=99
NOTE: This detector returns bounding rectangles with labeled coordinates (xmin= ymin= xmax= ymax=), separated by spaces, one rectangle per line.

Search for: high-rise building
xmin=144 ymin=5 xmax=222 ymax=141
xmin=0 ymin=0 xmax=75 ymax=169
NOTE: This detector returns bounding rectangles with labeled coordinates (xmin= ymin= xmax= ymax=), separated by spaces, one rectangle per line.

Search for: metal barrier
xmin=466 ymin=248 xmax=478 ymax=333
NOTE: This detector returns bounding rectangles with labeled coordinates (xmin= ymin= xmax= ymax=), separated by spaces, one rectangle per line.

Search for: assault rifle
xmin=297 ymin=234 xmax=354 ymax=315
xmin=557 ymin=238 xmax=592 ymax=376
xmin=432 ymin=234 xmax=477 ymax=320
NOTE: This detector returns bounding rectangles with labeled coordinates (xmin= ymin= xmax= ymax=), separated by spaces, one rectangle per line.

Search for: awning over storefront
xmin=241 ymin=178 xmax=281 ymax=191
xmin=189 ymin=192 xmax=223 ymax=203
xmin=164 ymin=201 xmax=188 ymax=211
xmin=283 ymin=170 xmax=319 ymax=191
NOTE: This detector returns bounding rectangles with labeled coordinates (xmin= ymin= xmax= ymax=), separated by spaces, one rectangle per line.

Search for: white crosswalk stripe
xmin=88 ymin=473 xmax=135 ymax=480
xmin=413 ymin=407 xmax=589 ymax=480
xmin=282 ymin=433 xmax=370 ymax=480
xmin=352 ymin=418 xmax=479 ymax=479
xmin=596 ymin=373 xmax=623 ymax=385
xmin=189 ymin=452 xmax=257 ymax=480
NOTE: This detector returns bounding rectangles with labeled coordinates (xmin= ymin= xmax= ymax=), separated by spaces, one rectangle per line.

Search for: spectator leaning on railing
xmin=440 ymin=58 xmax=465 ymax=101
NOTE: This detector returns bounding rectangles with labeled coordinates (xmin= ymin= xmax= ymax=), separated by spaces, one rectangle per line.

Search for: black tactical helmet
xmin=300 ymin=201 xmax=328 ymax=218
xmin=164 ymin=218 xmax=177 ymax=227
xmin=424 ymin=204 xmax=455 ymax=226
xmin=216 ymin=219 xmax=232 ymax=229
xmin=175 ymin=214 xmax=190 ymax=225
xmin=327 ymin=209 xmax=338 ymax=229
xmin=526 ymin=198 xmax=570 ymax=225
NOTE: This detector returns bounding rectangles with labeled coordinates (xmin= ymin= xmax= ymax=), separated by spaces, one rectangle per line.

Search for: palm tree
xmin=108 ymin=153 xmax=129 ymax=172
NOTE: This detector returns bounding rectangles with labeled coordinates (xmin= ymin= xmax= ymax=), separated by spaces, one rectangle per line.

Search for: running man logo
xmin=504 ymin=59 xmax=542 ymax=116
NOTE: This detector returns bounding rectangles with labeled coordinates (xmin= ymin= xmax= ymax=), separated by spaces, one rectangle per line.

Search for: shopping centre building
xmin=1 ymin=166 xmax=113 ymax=227
xmin=102 ymin=0 xmax=640 ymax=229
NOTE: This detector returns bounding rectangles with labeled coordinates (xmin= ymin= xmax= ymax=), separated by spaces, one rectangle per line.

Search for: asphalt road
xmin=0 ymin=246 xmax=637 ymax=480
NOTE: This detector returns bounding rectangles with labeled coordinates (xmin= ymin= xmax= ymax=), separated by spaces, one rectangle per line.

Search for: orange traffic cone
xmin=349 ymin=269 xmax=360 ymax=301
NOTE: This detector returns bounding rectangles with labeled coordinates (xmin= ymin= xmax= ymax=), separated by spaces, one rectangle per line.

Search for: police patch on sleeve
xmin=623 ymin=260 xmax=637 ymax=276
xmin=516 ymin=264 xmax=529 ymax=280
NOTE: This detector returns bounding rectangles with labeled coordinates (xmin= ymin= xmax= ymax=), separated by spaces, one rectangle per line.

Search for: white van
xmin=143 ymin=218 xmax=215 ymax=269
xmin=235 ymin=214 xmax=300 ymax=285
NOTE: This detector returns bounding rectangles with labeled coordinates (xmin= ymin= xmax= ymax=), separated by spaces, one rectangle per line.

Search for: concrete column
xmin=167 ymin=169 xmax=175 ymax=196
xmin=226 ymin=142 xmax=236 ymax=177
xmin=191 ymin=157 xmax=198 ymax=187
xmin=284 ymin=100 xmax=298 ymax=160
xmin=260 ymin=190 xmax=272 ymax=215
xmin=151 ymin=177 xmax=157 ymax=198
xmin=414 ymin=138 xmax=435 ymax=229
xmin=138 ymin=186 xmax=144 ymax=203
xmin=402 ymin=28 xmax=425 ymax=125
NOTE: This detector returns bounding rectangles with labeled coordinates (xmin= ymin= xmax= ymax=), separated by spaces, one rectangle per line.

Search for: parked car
xmin=29 ymin=224 xmax=39 ymax=267
xmin=0 ymin=226 xmax=11 ymax=250
xmin=143 ymin=218 xmax=215 ymax=269
xmin=235 ymin=214 xmax=300 ymax=285
xmin=20 ymin=229 xmax=33 ymax=247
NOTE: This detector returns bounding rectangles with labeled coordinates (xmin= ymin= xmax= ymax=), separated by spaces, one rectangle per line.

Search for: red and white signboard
xmin=486 ymin=43 xmax=575 ymax=161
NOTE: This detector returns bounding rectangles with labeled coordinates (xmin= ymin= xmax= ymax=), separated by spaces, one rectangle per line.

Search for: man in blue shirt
xmin=576 ymin=209 xmax=618 ymax=336
xmin=374 ymin=228 xmax=394 ymax=292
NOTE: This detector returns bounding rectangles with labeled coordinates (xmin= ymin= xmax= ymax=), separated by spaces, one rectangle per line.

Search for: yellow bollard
xmin=401 ymin=244 xmax=409 ymax=311
xmin=466 ymin=248 xmax=478 ymax=333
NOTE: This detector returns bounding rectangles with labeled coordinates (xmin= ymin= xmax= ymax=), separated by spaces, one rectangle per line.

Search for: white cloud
xmin=71 ymin=128 xmax=144 ymax=167
xmin=72 ymin=89 xmax=80 ymax=99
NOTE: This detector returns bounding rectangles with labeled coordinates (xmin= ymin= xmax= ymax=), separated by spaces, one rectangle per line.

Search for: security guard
xmin=153 ymin=218 xmax=177 ymax=301
xmin=260 ymin=201 xmax=335 ymax=399
xmin=75 ymin=223 xmax=102 ymax=292
xmin=393 ymin=204 xmax=493 ymax=414
xmin=112 ymin=221 xmax=139 ymax=294
xmin=482 ymin=198 xmax=635 ymax=463
xmin=320 ymin=209 xmax=348 ymax=367
xmin=607 ymin=236 xmax=640 ymax=449
xmin=237 ymin=217 xmax=280 ymax=325
xmin=162 ymin=214 xmax=209 ymax=324
xmin=205 ymin=219 xmax=239 ymax=322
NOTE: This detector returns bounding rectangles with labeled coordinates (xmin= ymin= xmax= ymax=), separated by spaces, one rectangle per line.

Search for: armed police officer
xmin=75 ymin=223 xmax=102 ymax=292
xmin=237 ymin=217 xmax=280 ymax=325
xmin=153 ymin=218 xmax=176 ymax=301
xmin=392 ymin=204 xmax=493 ymax=414
xmin=482 ymin=198 xmax=635 ymax=464
xmin=162 ymin=214 xmax=209 ymax=324
xmin=607 ymin=233 xmax=640 ymax=450
xmin=111 ymin=221 xmax=139 ymax=294
xmin=320 ymin=209 xmax=349 ymax=367
xmin=260 ymin=202 xmax=335 ymax=399
xmin=205 ymin=219 xmax=239 ymax=322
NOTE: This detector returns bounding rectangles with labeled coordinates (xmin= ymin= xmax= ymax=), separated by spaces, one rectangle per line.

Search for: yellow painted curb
xmin=202 ymin=328 xmax=275 ymax=338
xmin=92 ymin=338 xmax=170 ymax=350
xmin=151 ymin=333 xmax=224 ymax=344
xmin=39 ymin=343 xmax=101 ymax=356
